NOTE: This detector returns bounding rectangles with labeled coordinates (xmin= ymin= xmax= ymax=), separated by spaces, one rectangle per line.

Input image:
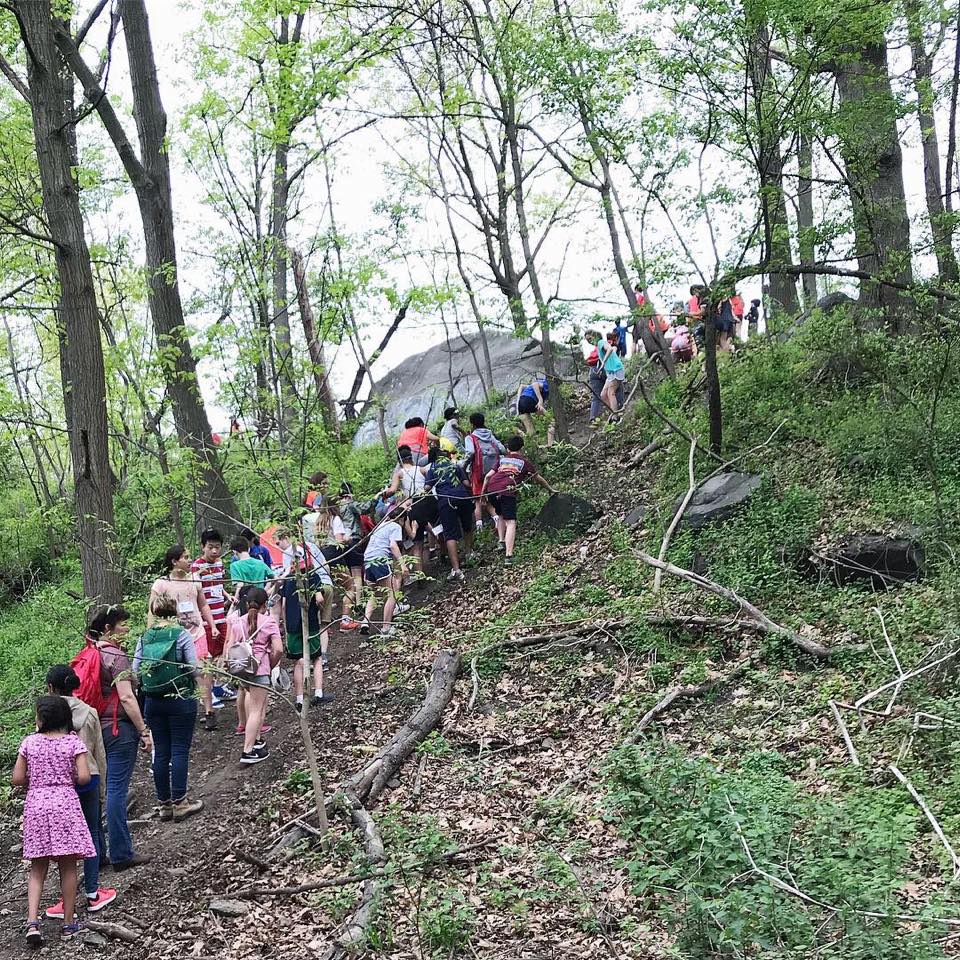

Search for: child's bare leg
xmin=58 ymin=857 xmax=78 ymax=923
xmin=27 ymin=859 xmax=49 ymax=921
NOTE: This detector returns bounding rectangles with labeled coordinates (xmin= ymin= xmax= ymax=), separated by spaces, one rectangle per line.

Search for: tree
xmin=55 ymin=0 xmax=239 ymax=531
xmin=10 ymin=0 xmax=122 ymax=603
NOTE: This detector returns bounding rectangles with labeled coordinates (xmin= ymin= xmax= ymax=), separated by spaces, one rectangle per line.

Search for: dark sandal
xmin=25 ymin=921 xmax=43 ymax=946
xmin=62 ymin=921 xmax=82 ymax=939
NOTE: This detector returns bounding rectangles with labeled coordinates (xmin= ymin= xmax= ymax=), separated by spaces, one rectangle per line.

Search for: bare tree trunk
xmin=342 ymin=301 xmax=409 ymax=420
xmin=832 ymin=42 xmax=915 ymax=326
xmin=291 ymin=249 xmax=339 ymax=435
xmin=907 ymin=6 xmax=959 ymax=282
xmin=55 ymin=1 xmax=239 ymax=532
xmin=797 ymin=129 xmax=819 ymax=307
xmin=703 ymin=305 xmax=722 ymax=455
xmin=16 ymin=0 xmax=122 ymax=604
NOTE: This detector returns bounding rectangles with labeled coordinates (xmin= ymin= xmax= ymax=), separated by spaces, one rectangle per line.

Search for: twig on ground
xmin=84 ymin=920 xmax=139 ymax=943
xmin=889 ymin=764 xmax=960 ymax=877
xmin=854 ymin=648 xmax=959 ymax=709
xmin=626 ymin=434 xmax=669 ymax=468
xmin=828 ymin=699 xmax=860 ymax=766
xmin=654 ymin=436 xmax=697 ymax=594
xmin=633 ymin=550 xmax=830 ymax=659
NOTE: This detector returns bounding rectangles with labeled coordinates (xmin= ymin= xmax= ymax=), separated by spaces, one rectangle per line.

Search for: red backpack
xmin=359 ymin=514 xmax=375 ymax=535
xmin=70 ymin=638 xmax=120 ymax=733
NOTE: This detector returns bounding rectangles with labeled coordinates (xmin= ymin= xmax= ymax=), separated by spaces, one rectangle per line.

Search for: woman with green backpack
xmin=132 ymin=593 xmax=203 ymax=822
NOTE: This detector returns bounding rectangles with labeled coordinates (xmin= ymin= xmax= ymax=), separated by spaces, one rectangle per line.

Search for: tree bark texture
xmin=17 ymin=0 xmax=122 ymax=604
xmin=832 ymin=42 xmax=915 ymax=325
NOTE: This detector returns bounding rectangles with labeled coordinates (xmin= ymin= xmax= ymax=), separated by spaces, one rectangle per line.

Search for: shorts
xmin=437 ymin=496 xmax=474 ymax=541
xmin=409 ymin=496 xmax=439 ymax=542
xmin=606 ymin=367 xmax=626 ymax=382
xmin=715 ymin=313 xmax=734 ymax=334
xmin=204 ymin=621 xmax=227 ymax=658
xmin=517 ymin=394 xmax=538 ymax=415
xmin=331 ymin=540 xmax=364 ymax=570
xmin=285 ymin=631 xmax=323 ymax=660
xmin=245 ymin=674 xmax=271 ymax=688
xmin=365 ymin=560 xmax=392 ymax=583
xmin=487 ymin=493 xmax=517 ymax=521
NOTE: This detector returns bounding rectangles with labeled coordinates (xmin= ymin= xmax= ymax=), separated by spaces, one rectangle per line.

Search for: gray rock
xmin=623 ymin=505 xmax=648 ymax=527
xmin=681 ymin=472 xmax=762 ymax=529
xmin=537 ymin=492 xmax=601 ymax=533
xmin=814 ymin=531 xmax=925 ymax=589
xmin=210 ymin=898 xmax=251 ymax=918
xmin=82 ymin=931 xmax=109 ymax=948
xmin=352 ymin=331 xmax=578 ymax=448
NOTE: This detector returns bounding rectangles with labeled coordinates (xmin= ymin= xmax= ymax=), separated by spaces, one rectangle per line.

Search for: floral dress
xmin=19 ymin=733 xmax=96 ymax=860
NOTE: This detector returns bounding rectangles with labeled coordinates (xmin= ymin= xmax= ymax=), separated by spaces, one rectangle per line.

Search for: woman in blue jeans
xmin=87 ymin=604 xmax=153 ymax=872
xmin=133 ymin=593 xmax=204 ymax=821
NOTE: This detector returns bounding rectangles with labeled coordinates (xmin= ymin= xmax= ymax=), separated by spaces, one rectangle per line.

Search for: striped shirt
xmin=190 ymin=558 xmax=227 ymax=625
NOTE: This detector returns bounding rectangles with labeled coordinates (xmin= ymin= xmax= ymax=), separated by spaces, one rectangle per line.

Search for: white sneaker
xmin=396 ymin=601 xmax=411 ymax=614
xmin=446 ymin=569 xmax=465 ymax=582
xmin=380 ymin=625 xmax=395 ymax=637
xmin=211 ymin=697 xmax=225 ymax=710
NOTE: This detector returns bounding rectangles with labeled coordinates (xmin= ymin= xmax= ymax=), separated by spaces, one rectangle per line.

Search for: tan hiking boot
xmin=171 ymin=797 xmax=204 ymax=821
xmin=157 ymin=803 xmax=173 ymax=822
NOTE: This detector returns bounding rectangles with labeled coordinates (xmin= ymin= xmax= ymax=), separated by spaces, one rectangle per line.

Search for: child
xmin=229 ymin=534 xmax=275 ymax=598
xmin=599 ymin=332 xmax=626 ymax=413
xmin=190 ymin=529 xmax=235 ymax=704
xmin=670 ymin=323 xmax=696 ymax=363
xmin=361 ymin=506 xmax=409 ymax=636
xmin=14 ymin=695 xmax=96 ymax=945
xmin=242 ymin=528 xmax=274 ymax=569
xmin=280 ymin=549 xmax=334 ymax=711
xmin=463 ymin=413 xmax=504 ymax=531
xmin=424 ymin=443 xmax=474 ymax=582
xmin=516 ymin=378 xmax=549 ymax=436
xmin=440 ymin=406 xmax=463 ymax=451
xmin=227 ymin=587 xmax=282 ymax=765
xmin=483 ymin=436 xmax=555 ymax=564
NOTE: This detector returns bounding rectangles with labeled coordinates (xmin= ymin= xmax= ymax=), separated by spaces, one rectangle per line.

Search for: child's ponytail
xmin=244 ymin=586 xmax=268 ymax=638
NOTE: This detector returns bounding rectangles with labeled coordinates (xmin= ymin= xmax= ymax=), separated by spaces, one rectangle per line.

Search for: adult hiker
xmin=227 ymin=586 xmax=282 ymax=765
xmin=482 ymin=435 xmax=555 ymax=564
xmin=425 ymin=441 xmax=474 ymax=582
xmin=14 ymin=696 xmax=96 ymax=945
xmin=279 ymin=550 xmax=335 ymax=711
xmin=440 ymin=406 xmax=464 ymax=451
xmin=134 ymin=593 xmax=203 ymax=821
xmin=149 ymin=544 xmax=218 ymax=731
xmin=332 ymin=483 xmax=371 ymax=630
xmin=380 ymin=445 xmax=428 ymax=501
xmin=44 ymin=666 xmax=114 ymax=921
xmin=516 ymin=377 xmax=549 ymax=436
xmin=361 ymin=504 xmax=410 ymax=636
xmin=82 ymin=605 xmax=152 ymax=872
xmin=585 ymin=330 xmax=606 ymax=422
xmin=599 ymin=331 xmax=626 ymax=414
xmin=191 ymin=529 xmax=235 ymax=705
xmin=463 ymin=412 xmax=504 ymax=530
xmin=396 ymin=416 xmax=438 ymax=465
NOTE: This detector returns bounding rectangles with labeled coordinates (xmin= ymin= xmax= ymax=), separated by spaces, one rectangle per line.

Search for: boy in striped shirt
xmin=191 ymin=529 xmax=236 ymax=706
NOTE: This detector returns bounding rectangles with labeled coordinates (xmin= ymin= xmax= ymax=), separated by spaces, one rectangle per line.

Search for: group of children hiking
xmin=12 ymin=410 xmax=555 ymax=946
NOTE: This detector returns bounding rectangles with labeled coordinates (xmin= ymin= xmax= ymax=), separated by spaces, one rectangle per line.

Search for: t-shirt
xmin=190 ymin=558 xmax=227 ymax=625
xmin=150 ymin=576 xmax=204 ymax=637
xmin=229 ymin=556 xmax=274 ymax=590
xmin=396 ymin=464 xmax=426 ymax=498
xmin=97 ymin=641 xmax=134 ymax=724
xmin=425 ymin=460 xmax=470 ymax=498
xmin=301 ymin=510 xmax=322 ymax=546
xmin=440 ymin=420 xmax=462 ymax=450
xmin=671 ymin=325 xmax=692 ymax=353
xmin=520 ymin=379 xmax=549 ymax=401
xmin=249 ymin=543 xmax=273 ymax=568
xmin=687 ymin=295 xmax=703 ymax=320
xmin=615 ymin=321 xmax=628 ymax=349
xmin=600 ymin=341 xmax=624 ymax=375
xmin=364 ymin=520 xmax=403 ymax=563
xmin=730 ymin=294 xmax=744 ymax=318
xmin=486 ymin=453 xmax=539 ymax=496
xmin=396 ymin=425 xmax=430 ymax=457
xmin=281 ymin=572 xmax=326 ymax=638
xmin=227 ymin=611 xmax=280 ymax=677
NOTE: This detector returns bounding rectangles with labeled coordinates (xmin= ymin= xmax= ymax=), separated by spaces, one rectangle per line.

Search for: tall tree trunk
xmin=748 ymin=21 xmax=800 ymax=318
xmin=342 ymin=301 xmax=409 ymax=420
xmin=55 ymin=0 xmax=239 ymax=532
xmin=16 ymin=0 xmax=122 ymax=604
xmin=291 ymin=248 xmax=339 ymax=435
xmin=832 ymin=42 xmax=914 ymax=326
xmin=271 ymin=134 xmax=295 ymax=431
xmin=797 ymin=129 xmax=819 ymax=307
xmin=907 ymin=7 xmax=959 ymax=282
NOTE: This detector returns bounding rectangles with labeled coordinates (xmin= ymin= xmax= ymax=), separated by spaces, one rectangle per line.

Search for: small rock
xmin=82 ymin=931 xmax=109 ymax=948
xmin=386 ymin=776 xmax=401 ymax=789
xmin=623 ymin=505 xmax=648 ymax=527
xmin=537 ymin=492 xmax=601 ymax=533
xmin=210 ymin=898 xmax=251 ymax=918
xmin=680 ymin=472 xmax=761 ymax=530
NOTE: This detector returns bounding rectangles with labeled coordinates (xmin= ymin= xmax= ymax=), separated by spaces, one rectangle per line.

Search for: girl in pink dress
xmin=13 ymin=696 xmax=96 ymax=945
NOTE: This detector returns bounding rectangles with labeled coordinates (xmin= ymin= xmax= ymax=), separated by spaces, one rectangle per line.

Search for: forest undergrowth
xmin=1 ymin=314 xmax=960 ymax=958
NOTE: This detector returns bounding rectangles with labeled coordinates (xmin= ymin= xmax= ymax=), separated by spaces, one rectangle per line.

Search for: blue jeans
xmin=102 ymin=719 xmax=139 ymax=864
xmin=77 ymin=780 xmax=104 ymax=896
xmin=588 ymin=371 xmax=605 ymax=419
xmin=144 ymin=695 xmax=198 ymax=803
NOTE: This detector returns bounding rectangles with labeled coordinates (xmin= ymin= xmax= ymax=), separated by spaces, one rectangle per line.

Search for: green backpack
xmin=139 ymin=626 xmax=194 ymax=697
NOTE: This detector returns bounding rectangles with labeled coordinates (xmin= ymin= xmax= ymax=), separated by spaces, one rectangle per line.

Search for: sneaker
xmin=311 ymin=693 xmax=334 ymax=708
xmin=340 ymin=618 xmax=361 ymax=631
xmin=497 ymin=541 xmax=506 ymax=552
xmin=380 ymin=625 xmax=395 ymax=637
xmin=359 ymin=619 xmax=370 ymax=635
xmin=25 ymin=921 xmax=43 ymax=946
xmin=62 ymin=922 xmax=82 ymax=940
xmin=213 ymin=685 xmax=237 ymax=701
xmin=259 ymin=724 xmax=272 ymax=734
xmin=44 ymin=901 xmax=66 ymax=920
xmin=475 ymin=520 xmax=483 ymax=531
xmin=86 ymin=888 xmax=117 ymax=913
xmin=295 ymin=701 xmax=303 ymax=713
xmin=240 ymin=745 xmax=270 ymax=765
xmin=204 ymin=712 xmax=217 ymax=731
xmin=171 ymin=797 xmax=204 ymax=821
xmin=112 ymin=854 xmax=151 ymax=872
xmin=235 ymin=724 xmax=245 ymax=735
xmin=446 ymin=569 xmax=465 ymax=583
xmin=396 ymin=601 xmax=411 ymax=614
xmin=321 ymin=654 xmax=329 ymax=668
xmin=504 ymin=555 xmax=514 ymax=566
xmin=211 ymin=697 xmax=225 ymax=710
xmin=157 ymin=802 xmax=173 ymax=822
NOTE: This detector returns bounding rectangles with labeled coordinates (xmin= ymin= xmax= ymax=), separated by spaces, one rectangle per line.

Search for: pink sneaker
xmin=87 ymin=888 xmax=117 ymax=913
xmin=235 ymin=725 xmax=245 ymax=735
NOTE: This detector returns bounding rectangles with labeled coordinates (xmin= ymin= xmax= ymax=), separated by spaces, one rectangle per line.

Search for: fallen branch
xmin=653 ymin=436 xmax=697 ymax=594
xmin=854 ymin=648 xmax=959 ymax=709
xmin=84 ymin=920 xmax=139 ymax=943
xmin=626 ymin=433 xmax=670 ymax=468
xmin=633 ymin=550 xmax=830 ymax=659
xmin=828 ymin=699 xmax=860 ymax=766
xmin=636 ymin=380 xmax=723 ymax=463
xmin=644 ymin=612 xmax=768 ymax=634
xmin=889 ymin=764 xmax=960 ymax=877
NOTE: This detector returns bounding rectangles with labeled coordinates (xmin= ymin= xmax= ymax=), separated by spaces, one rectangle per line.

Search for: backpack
xmin=360 ymin=513 xmax=375 ymax=535
xmin=139 ymin=625 xmax=194 ymax=697
xmin=469 ymin=433 xmax=501 ymax=478
xmin=70 ymin=638 xmax=121 ymax=733
xmin=225 ymin=618 xmax=261 ymax=681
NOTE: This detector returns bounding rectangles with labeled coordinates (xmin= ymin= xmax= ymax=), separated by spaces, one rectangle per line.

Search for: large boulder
xmin=537 ymin=493 xmax=600 ymax=533
xmin=811 ymin=530 xmax=925 ymax=589
xmin=680 ymin=472 xmax=762 ymax=530
xmin=352 ymin=332 xmax=577 ymax=448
